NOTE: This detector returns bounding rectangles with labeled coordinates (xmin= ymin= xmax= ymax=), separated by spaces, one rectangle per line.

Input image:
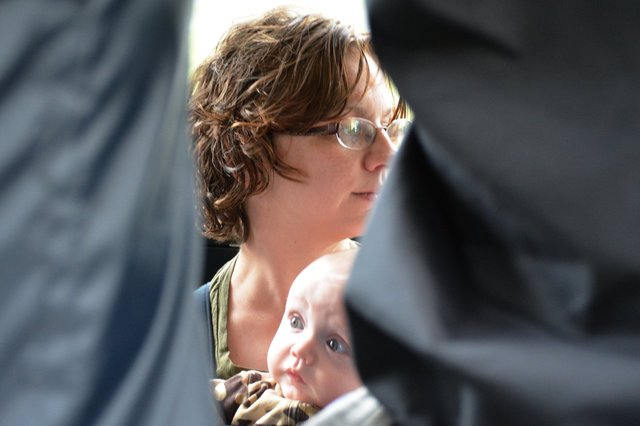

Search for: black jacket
xmin=347 ymin=1 xmax=640 ymax=424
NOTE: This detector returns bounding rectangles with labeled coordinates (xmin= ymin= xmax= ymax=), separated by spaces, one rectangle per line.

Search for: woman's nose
xmin=364 ymin=130 xmax=395 ymax=172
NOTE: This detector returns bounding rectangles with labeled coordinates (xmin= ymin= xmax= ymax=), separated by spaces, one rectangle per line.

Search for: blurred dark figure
xmin=347 ymin=0 xmax=640 ymax=424
xmin=0 ymin=0 xmax=219 ymax=424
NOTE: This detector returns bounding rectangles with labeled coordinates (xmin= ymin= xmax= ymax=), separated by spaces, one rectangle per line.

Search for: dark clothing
xmin=347 ymin=0 xmax=640 ymax=425
xmin=0 ymin=0 xmax=219 ymax=424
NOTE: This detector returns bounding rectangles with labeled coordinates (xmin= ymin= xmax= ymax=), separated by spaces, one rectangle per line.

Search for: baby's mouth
xmin=286 ymin=368 xmax=305 ymax=384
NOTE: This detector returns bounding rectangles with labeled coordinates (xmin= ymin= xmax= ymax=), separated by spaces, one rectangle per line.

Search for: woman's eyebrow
xmin=344 ymin=106 xmax=395 ymax=120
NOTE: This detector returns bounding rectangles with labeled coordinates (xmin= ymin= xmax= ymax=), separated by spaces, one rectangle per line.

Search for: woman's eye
xmin=289 ymin=315 xmax=303 ymax=330
xmin=326 ymin=338 xmax=348 ymax=354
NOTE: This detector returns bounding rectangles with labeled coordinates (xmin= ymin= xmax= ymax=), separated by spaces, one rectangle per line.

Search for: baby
xmin=211 ymin=249 xmax=362 ymax=425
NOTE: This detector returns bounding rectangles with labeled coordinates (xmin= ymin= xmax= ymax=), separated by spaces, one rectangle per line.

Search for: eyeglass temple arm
xmin=289 ymin=123 xmax=339 ymax=136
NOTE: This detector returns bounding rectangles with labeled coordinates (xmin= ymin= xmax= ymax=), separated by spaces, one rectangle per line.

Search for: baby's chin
xmin=280 ymin=383 xmax=318 ymax=406
xmin=314 ymin=382 xmax=363 ymax=408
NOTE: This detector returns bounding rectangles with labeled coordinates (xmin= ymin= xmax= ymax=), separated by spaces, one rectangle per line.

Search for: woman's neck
xmin=233 ymin=232 xmax=353 ymax=302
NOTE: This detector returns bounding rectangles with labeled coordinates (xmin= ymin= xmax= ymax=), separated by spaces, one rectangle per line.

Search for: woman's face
xmin=250 ymin=55 xmax=397 ymax=241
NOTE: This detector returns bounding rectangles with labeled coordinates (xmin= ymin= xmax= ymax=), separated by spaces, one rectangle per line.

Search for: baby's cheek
xmin=338 ymin=364 xmax=362 ymax=394
xmin=267 ymin=342 xmax=288 ymax=379
xmin=266 ymin=343 xmax=279 ymax=375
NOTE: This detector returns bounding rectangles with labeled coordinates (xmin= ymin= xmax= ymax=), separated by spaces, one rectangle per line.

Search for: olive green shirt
xmin=208 ymin=255 xmax=245 ymax=379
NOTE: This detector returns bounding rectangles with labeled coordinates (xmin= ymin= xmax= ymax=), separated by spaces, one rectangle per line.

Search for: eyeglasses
xmin=292 ymin=117 xmax=412 ymax=151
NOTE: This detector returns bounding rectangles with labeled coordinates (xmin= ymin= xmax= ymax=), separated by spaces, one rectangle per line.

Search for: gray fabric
xmin=346 ymin=0 xmax=640 ymax=424
xmin=304 ymin=387 xmax=392 ymax=426
xmin=0 ymin=0 xmax=220 ymax=424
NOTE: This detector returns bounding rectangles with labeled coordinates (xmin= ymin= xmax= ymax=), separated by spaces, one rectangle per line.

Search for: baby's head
xmin=267 ymin=249 xmax=362 ymax=407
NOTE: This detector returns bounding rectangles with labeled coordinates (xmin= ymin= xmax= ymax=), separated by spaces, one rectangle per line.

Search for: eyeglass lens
xmin=337 ymin=117 xmax=411 ymax=150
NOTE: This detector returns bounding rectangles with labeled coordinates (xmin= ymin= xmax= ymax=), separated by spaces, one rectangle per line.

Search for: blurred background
xmin=189 ymin=0 xmax=369 ymax=72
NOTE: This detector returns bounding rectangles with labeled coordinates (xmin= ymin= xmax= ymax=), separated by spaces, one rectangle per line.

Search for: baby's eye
xmin=289 ymin=315 xmax=303 ymax=330
xmin=326 ymin=338 xmax=348 ymax=354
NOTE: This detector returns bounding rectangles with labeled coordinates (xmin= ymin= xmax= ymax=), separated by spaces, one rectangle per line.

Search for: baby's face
xmin=267 ymin=262 xmax=362 ymax=407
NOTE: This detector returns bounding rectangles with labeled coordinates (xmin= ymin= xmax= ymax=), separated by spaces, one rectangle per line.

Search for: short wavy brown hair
xmin=189 ymin=7 xmax=406 ymax=243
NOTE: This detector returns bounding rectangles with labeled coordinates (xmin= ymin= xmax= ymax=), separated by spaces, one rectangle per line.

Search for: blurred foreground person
xmin=335 ymin=0 xmax=640 ymax=425
xmin=0 ymin=0 xmax=219 ymax=424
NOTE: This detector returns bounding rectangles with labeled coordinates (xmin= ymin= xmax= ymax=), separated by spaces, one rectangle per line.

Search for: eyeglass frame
xmin=286 ymin=116 xmax=412 ymax=151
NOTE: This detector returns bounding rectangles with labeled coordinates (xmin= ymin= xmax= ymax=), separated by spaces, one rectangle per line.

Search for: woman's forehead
xmin=345 ymin=71 xmax=394 ymax=115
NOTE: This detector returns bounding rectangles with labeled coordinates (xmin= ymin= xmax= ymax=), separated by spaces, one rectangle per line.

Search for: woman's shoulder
xmin=208 ymin=254 xmax=238 ymax=295
xmin=207 ymin=254 xmax=243 ymax=379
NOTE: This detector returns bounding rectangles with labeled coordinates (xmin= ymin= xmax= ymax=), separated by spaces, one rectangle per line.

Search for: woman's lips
xmin=353 ymin=191 xmax=378 ymax=202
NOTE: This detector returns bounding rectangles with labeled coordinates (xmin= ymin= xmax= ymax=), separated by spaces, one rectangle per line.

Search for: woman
xmin=189 ymin=6 xmax=409 ymax=379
